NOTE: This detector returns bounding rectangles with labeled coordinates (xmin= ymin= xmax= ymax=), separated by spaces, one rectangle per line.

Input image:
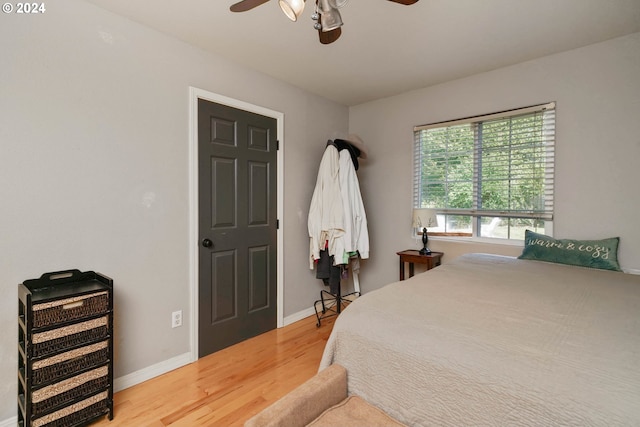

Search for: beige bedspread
xmin=319 ymin=253 xmax=640 ymax=426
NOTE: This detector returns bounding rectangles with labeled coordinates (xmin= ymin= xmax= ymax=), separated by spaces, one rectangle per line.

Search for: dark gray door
xmin=198 ymin=98 xmax=277 ymax=357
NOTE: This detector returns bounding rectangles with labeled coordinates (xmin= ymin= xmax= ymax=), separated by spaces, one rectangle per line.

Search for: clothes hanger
xmin=327 ymin=139 xmax=361 ymax=170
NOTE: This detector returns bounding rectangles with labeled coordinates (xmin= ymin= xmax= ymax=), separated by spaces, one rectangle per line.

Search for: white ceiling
xmin=83 ymin=0 xmax=640 ymax=106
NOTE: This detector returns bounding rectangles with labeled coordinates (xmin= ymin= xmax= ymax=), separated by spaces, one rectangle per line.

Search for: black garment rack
xmin=313 ymin=138 xmax=364 ymax=327
xmin=314 ymin=270 xmax=360 ymax=327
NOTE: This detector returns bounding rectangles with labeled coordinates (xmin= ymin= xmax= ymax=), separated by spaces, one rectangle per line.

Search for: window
xmin=413 ymin=102 xmax=555 ymax=241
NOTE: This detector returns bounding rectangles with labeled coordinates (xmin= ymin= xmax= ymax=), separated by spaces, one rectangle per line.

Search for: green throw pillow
xmin=518 ymin=230 xmax=622 ymax=272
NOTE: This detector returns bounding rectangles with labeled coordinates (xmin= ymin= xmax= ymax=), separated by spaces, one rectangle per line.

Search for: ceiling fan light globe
xmin=278 ymin=0 xmax=305 ymax=21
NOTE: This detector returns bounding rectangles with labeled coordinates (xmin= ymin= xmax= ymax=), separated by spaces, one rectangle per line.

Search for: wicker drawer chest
xmin=18 ymin=270 xmax=113 ymax=427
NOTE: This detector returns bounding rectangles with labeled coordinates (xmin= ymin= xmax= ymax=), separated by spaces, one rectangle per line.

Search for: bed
xmin=319 ymin=253 xmax=640 ymax=426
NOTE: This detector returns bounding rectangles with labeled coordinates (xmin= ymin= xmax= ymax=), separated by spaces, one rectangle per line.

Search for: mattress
xmin=319 ymin=253 xmax=640 ymax=426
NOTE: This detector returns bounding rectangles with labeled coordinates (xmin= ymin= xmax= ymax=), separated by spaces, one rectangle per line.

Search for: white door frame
xmin=188 ymin=86 xmax=285 ymax=361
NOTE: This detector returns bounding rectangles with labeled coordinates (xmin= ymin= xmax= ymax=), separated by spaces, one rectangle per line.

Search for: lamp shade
xmin=412 ymin=208 xmax=439 ymax=229
xmin=279 ymin=0 xmax=305 ymax=21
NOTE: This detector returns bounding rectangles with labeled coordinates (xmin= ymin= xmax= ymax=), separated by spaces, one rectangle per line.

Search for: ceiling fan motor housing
xmin=328 ymin=0 xmax=349 ymax=8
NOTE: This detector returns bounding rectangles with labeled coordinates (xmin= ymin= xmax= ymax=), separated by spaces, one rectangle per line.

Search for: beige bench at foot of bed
xmin=244 ymin=364 xmax=405 ymax=427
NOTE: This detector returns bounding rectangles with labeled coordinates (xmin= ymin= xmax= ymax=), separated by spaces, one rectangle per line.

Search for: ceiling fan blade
xmin=319 ymin=27 xmax=342 ymax=45
xmin=387 ymin=0 xmax=419 ymax=4
xmin=230 ymin=0 xmax=270 ymax=13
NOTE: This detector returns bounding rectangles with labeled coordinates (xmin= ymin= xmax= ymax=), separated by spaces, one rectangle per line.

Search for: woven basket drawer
xmin=32 ymin=291 xmax=109 ymax=329
xmin=32 ymin=391 xmax=109 ymax=427
xmin=31 ymin=316 xmax=109 ymax=358
xmin=30 ymin=366 xmax=109 ymax=416
xmin=32 ymin=341 xmax=109 ymax=386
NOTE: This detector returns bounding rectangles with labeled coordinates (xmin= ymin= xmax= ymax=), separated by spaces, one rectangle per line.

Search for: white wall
xmin=351 ymin=32 xmax=640 ymax=291
xmin=0 ymin=0 xmax=347 ymax=421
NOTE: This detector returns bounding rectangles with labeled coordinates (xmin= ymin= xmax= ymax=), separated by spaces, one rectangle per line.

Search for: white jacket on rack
xmin=335 ymin=149 xmax=369 ymax=263
xmin=308 ymin=144 xmax=369 ymax=268
xmin=308 ymin=145 xmax=344 ymax=268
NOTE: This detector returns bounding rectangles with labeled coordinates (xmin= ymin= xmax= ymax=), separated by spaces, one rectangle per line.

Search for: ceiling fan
xmin=230 ymin=0 xmax=419 ymax=45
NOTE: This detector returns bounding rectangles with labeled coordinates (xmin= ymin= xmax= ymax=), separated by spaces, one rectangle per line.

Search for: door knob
xmin=202 ymin=238 xmax=213 ymax=248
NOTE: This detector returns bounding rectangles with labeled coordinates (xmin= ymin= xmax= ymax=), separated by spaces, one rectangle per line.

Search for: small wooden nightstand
xmin=397 ymin=250 xmax=443 ymax=280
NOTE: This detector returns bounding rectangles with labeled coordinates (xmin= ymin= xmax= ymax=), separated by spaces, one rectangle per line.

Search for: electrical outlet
xmin=171 ymin=310 xmax=182 ymax=328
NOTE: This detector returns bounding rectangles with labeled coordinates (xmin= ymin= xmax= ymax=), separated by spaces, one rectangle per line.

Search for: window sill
xmin=429 ymin=235 xmax=525 ymax=247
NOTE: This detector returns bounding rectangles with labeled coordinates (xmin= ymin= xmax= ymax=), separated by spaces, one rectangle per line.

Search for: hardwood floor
xmin=94 ymin=314 xmax=335 ymax=426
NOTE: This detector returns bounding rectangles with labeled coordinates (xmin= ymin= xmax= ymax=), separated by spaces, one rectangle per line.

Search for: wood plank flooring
xmin=93 ymin=314 xmax=335 ymax=427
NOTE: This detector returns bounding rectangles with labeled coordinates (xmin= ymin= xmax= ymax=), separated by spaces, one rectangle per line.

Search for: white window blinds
xmin=413 ymin=102 xmax=555 ymax=221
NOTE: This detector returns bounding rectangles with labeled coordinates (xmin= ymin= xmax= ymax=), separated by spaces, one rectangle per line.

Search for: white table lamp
xmin=412 ymin=208 xmax=439 ymax=255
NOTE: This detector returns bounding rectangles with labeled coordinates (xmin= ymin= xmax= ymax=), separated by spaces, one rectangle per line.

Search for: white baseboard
xmin=283 ymin=306 xmax=316 ymax=326
xmin=0 ymin=417 xmax=16 ymax=427
xmin=113 ymin=351 xmax=192 ymax=393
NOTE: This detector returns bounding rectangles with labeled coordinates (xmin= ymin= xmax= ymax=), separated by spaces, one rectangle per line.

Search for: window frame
xmin=413 ymin=102 xmax=556 ymax=242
